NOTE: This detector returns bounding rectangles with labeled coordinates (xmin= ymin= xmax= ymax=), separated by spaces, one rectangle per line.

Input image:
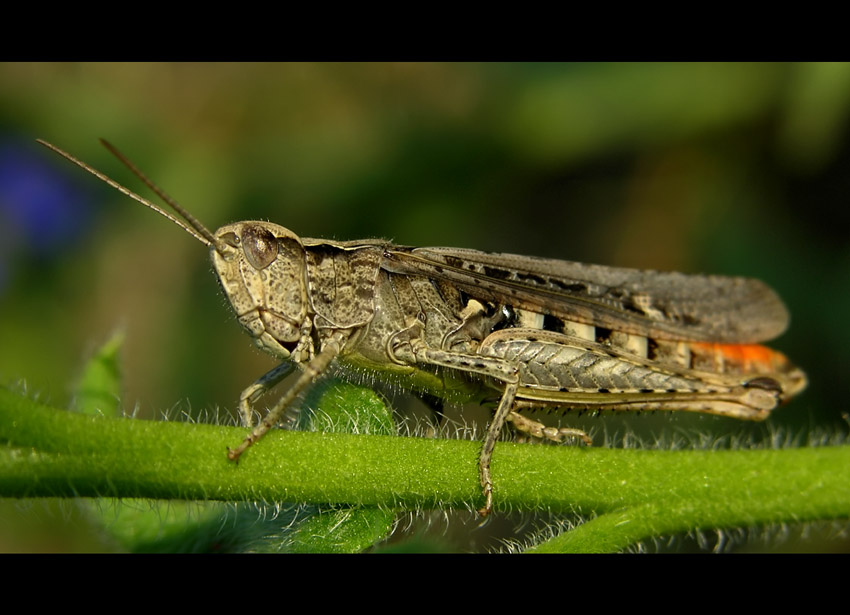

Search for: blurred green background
xmin=0 ymin=62 xmax=848 ymax=552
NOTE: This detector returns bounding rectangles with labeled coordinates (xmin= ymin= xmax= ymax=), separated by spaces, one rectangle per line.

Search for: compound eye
xmin=242 ymin=225 xmax=278 ymax=270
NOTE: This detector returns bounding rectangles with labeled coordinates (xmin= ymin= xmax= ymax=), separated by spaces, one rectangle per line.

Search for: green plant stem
xmin=1 ymin=386 xmax=848 ymax=551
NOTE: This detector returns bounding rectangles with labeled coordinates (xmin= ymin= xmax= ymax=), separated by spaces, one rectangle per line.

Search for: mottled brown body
xmin=38 ymin=139 xmax=807 ymax=516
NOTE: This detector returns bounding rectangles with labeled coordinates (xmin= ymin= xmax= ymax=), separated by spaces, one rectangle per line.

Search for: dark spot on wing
xmin=483 ymin=266 xmax=511 ymax=280
xmin=517 ymin=272 xmax=547 ymax=285
xmin=680 ymin=313 xmax=701 ymax=326
xmin=563 ymin=282 xmax=589 ymax=293
xmin=550 ymin=279 xmax=590 ymax=293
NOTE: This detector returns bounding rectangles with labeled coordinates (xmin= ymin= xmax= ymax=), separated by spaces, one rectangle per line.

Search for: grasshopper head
xmin=36 ymin=140 xmax=312 ymax=361
xmin=212 ymin=221 xmax=310 ymax=360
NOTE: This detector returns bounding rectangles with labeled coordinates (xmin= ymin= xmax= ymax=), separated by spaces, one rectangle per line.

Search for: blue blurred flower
xmin=0 ymin=138 xmax=95 ymax=290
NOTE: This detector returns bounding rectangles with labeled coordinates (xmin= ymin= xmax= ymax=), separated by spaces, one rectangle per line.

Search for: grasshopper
xmin=38 ymin=139 xmax=807 ymax=516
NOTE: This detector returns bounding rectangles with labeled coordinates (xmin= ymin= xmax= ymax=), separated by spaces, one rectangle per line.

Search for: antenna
xmin=36 ymin=139 xmax=225 ymax=253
